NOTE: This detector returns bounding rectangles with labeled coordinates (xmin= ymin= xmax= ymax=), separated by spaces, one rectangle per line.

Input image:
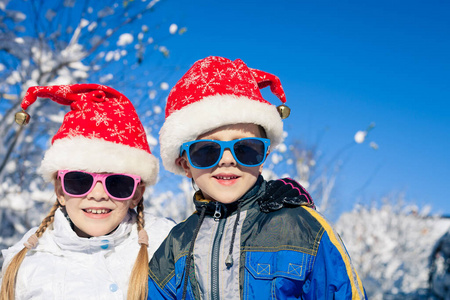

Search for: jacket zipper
xmin=211 ymin=202 xmax=225 ymax=300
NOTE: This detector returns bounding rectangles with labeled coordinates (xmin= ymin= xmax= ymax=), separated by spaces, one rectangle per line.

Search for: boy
xmin=147 ymin=56 xmax=366 ymax=299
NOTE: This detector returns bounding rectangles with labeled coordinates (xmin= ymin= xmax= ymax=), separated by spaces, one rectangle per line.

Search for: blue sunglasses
xmin=180 ymin=137 xmax=270 ymax=169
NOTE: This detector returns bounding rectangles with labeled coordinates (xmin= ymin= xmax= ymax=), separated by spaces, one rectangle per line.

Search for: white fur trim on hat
xmin=39 ymin=136 xmax=159 ymax=185
xmin=159 ymin=94 xmax=283 ymax=175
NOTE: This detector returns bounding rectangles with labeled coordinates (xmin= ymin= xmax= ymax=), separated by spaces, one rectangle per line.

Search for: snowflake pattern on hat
xmin=165 ymin=56 xmax=286 ymax=117
xmin=20 ymin=83 xmax=159 ymax=185
xmin=22 ymin=84 xmax=150 ymax=154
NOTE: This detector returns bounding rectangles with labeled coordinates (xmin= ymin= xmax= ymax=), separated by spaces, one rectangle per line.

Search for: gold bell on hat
xmin=15 ymin=110 xmax=31 ymax=125
xmin=277 ymin=104 xmax=291 ymax=119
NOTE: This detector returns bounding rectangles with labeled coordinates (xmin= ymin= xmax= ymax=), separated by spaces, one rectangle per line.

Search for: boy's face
xmin=55 ymin=178 xmax=144 ymax=237
xmin=178 ymin=123 xmax=266 ymax=204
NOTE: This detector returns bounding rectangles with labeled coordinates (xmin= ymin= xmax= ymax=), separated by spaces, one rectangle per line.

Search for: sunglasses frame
xmin=57 ymin=170 xmax=141 ymax=201
xmin=180 ymin=137 xmax=270 ymax=169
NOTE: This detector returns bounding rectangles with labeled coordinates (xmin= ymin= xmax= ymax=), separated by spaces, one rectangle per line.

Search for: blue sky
xmin=157 ymin=0 xmax=450 ymax=216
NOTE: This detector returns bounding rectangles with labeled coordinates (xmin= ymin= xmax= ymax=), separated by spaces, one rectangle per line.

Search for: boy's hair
xmin=0 ymin=199 xmax=149 ymax=300
xmin=159 ymin=56 xmax=289 ymax=176
xmin=258 ymin=125 xmax=268 ymax=138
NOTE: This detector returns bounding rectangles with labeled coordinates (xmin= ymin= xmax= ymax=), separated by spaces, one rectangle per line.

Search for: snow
xmin=335 ymin=201 xmax=450 ymax=299
xmin=105 ymin=51 xmax=115 ymax=62
xmin=270 ymin=152 xmax=282 ymax=164
xmin=99 ymin=73 xmax=113 ymax=83
xmin=370 ymin=141 xmax=379 ymax=150
xmin=158 ymin=46 xmax=169 ymax=57
xmin=160 ymin=82 xmax=169 ymax=90
xmin=44 ymin=112 xmax=64 ymax=125
xmin=68 ymin=61 xmax=89 ymax=71
xmin=87 ymin=21 xmax=97 ymax=32
xmin=146 ymin=134 xmax=158 ymax=147
xmin=277 ymin=143 xmax=287 ymax=153
xmin=153 ymin=105 xmax=162 ymax=114
xmin=80 ymin=19 xmax=89 ymax=28
xmin=63 ymin=0 xmax=75 ymax=8
xmin=146 ymin=0 xmax=160 ymax=10
xmin=354 ymin=130 xmax=367 ymax=143
xmin=117 ymin=33 xmax=134 ymax=46
xmin=169 ymin=23 xmax=178 ymax=34
xmin=97 ymin=6 xmax=114 ymax=18
xmin=148 ymin=90 xmax=157 ymax=99
xmin=45 ymin=9 xmax=56 ymax=21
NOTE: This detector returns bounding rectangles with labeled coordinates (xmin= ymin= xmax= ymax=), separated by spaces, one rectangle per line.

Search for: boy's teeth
xmin=217 ymin=176 xmax=237 ymax=180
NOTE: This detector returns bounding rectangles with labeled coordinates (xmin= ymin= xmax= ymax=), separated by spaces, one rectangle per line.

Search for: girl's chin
xmin=73 ymin=224 xmax=117 ymax=238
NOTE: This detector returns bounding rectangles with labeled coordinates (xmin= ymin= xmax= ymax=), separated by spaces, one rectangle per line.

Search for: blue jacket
xmin=148 ymin=177 xmax=366 ymax=299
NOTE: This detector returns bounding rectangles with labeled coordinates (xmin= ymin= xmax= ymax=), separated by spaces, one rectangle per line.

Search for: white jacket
xmin=1 ymin=208 xmax=175 ymax=300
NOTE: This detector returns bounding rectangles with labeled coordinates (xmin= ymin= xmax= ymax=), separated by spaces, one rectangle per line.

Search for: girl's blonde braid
xmin=127 ymin=199 xmax=149 ymax=300
xmin=1 ymin=201 xmax=61 ymax=300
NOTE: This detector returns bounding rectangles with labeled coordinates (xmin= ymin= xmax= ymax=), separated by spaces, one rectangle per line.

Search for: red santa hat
xmin=159 ymin=56 xmax=289 ymax=175
xmin=19 ymin=84 xmax=158 ymax=185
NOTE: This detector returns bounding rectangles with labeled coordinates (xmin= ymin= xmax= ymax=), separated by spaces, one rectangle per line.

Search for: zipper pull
xmin=213 ymin=202 xmax=221 ymax=221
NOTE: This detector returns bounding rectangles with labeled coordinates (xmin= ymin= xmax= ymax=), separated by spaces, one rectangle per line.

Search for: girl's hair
xmin=1 ymin=197 xmax=149 ymax=300
xmin=127 ymin=198 xmax=149 ymax=300
xmin=1 ymin=200 xmax=61 ymax=300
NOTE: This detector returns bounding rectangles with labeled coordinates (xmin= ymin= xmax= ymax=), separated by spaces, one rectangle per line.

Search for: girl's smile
xmin=82 ymin=207 xmax=113 ymax=218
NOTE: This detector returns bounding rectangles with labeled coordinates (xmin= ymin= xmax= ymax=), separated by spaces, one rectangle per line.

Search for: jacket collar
xmin=49 ymin=208 xmax=135 ymax=253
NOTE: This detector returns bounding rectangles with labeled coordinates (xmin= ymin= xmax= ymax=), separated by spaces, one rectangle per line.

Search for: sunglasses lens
xmin=63 ymin=171 xmax=94 ymax=195
xmin=189 ymin=141 xmax=221 ymax=168
xmin=105 ymin=175 xmax=136 ymax=199
xmin=234 ymin=139 xmax=266 ymax=166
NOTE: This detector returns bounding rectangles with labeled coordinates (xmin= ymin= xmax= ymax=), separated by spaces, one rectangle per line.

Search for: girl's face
xmin=177 ymin=123 xmax=266 ymax=204
xmin=55 ymin=177 xmax=144 ymax=237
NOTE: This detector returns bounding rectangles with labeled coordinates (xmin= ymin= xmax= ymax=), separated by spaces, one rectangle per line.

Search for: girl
xmin=1 ymin=84 xmax=174 ymax=300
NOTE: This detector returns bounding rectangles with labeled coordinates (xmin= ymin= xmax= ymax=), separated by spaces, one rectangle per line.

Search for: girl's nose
xmin=218 ymin=149 xmax=237 ymax=167
xmin=87 ymin=181 xmax=109 ymax=201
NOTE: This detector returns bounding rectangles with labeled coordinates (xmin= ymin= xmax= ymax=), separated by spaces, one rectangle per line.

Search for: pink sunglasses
xmin=58 ymin=170 xmax=141 ymax=201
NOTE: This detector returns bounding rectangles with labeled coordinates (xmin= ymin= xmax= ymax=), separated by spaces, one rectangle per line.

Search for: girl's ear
xmin=54 ymin=179 xmax=66 ymax=206
xmin=130 ymin=185 xmax=145 ymax=209
xmin=176 ymin=156 xmax=193 ymax=178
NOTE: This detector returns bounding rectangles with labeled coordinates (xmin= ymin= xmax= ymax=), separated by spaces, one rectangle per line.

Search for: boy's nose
xmin=218 ymin=149 xmax=237 ymax=167
xmin=87 ymin=181 xmax=109 ymax=201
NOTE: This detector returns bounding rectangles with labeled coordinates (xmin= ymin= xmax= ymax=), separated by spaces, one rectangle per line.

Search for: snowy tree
xmin=262 ymin=137 xmax=339 ymax=213
xmin=335 ymin=198 xmax=450 ymax=299
xmin=263 ymin=126 xmax=375 ymax=217
xmin=0 ymin=0 xmax=186 ymax=264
